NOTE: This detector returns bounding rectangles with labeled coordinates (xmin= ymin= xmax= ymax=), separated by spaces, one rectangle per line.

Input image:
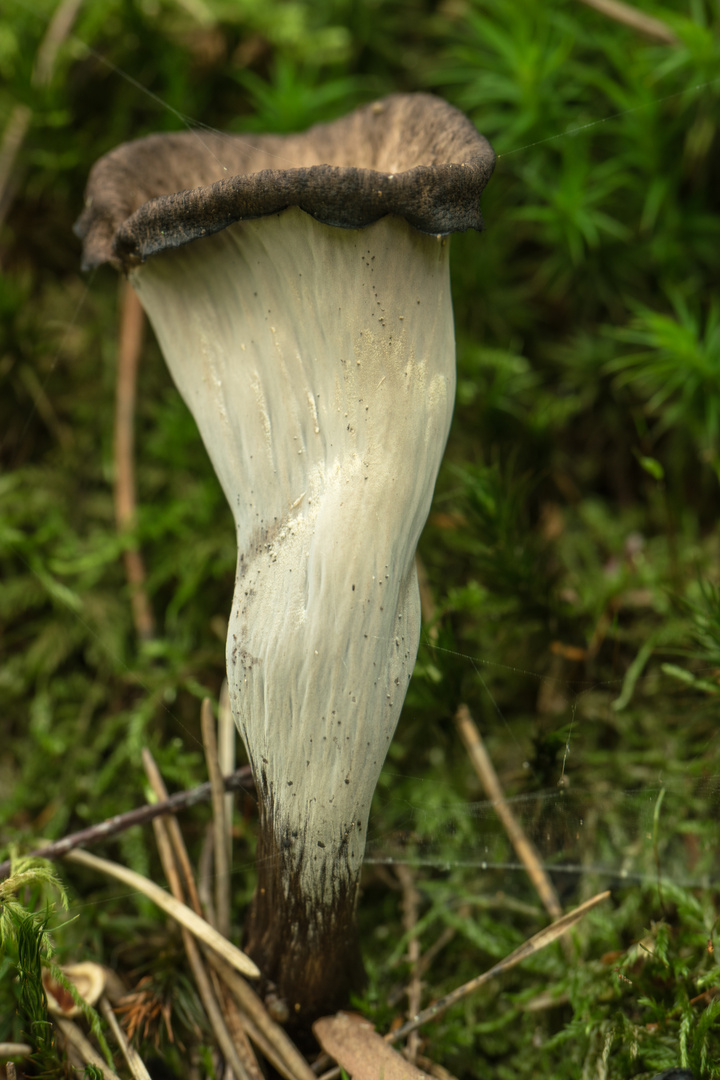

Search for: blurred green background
xmin=1 ymin=0 xmax=719 ymax=1076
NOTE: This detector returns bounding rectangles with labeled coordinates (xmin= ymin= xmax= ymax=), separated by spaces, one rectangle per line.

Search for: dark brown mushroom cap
xmin=74 ymin=93 xmax=495 ymax=270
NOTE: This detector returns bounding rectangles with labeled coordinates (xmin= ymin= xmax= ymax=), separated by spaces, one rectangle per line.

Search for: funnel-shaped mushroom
xmin=75 ymin=93 xmax=494 ymax=1027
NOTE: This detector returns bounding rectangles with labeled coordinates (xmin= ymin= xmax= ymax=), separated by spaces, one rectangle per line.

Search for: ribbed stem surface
xmin=132 ymin=209 xmax=455 ymax=1024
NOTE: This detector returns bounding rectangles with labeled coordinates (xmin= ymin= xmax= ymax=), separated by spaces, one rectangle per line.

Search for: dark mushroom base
xmin=244 ymin=799 xmax=366 ymax=1035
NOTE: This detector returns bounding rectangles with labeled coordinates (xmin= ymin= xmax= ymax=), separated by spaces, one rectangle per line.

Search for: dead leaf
xmin=313 ymin=1013 xmax=432 ymax=1080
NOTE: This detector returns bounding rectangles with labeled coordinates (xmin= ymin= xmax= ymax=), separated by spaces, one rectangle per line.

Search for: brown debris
xmin=314 ymin=1013 xmax=433 ymax=1080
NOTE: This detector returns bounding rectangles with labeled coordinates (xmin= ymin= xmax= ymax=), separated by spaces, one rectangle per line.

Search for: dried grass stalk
xmin=201 ymin=697 xmax=231 ymax=938
xmin=142 ymin=751 xmax=259 ymax=1080
xmin=54 ymin=1016 xmax=122 ymax=1080
xmin=454 ymin=703 xmax=563 ymax=920
xmin=62 ymin=848 xmax=259 ymax=978
xmin=206 ymin=954 xmax=317 ymax=1080
xmin=99 ymin=995 xmax=153 ymax=1080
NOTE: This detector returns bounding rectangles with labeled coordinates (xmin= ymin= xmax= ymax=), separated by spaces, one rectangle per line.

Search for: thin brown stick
xmin=0 ymin=765 xmax=254 ymax=880
xmin=143 ymin=752 xmax=197 ymax=910
xmin=201 ymin=698 xmax=231 ymax=938
xmin=0 ymin=0 xmax=83 ymax=229
xmin=143 ymin=745 xmax=262 ymax=1080
xmin=141 ymin=748 xmax=205 ymax=917
xmin=218 ymin=680 xmax=236 ymax=867
xmin=54 ymin=1017 xmax=122 ymax=1080
xmin=387 ymin=923 xmax=457 ymax=1010
xmin=310 ymin=1052 xmax=334 ymax=1076
xmin=317 ymin=892 xmax=611 ymax=1080
xmin=415 ymin=554 xmax=438 ymax=641
xmin=241 ymin=1013 xmax=303 ymax=1080
xmin=217 ymin=981 xmax=265 ymax=1080
xmin=16 ymin=362 xmax=71 ymax=448
xmin=396 ymin=864 xmax=422 ymax=1064
xmin=576 ymin=0 xmax=678 ymax=43
xmin=416 ymin=1055 xmax=460 ymax=1080
xmin=99 ymin=996 xmax=152 ymax=1080
xmin=386 ymin=890 xmax=610 ymax=1045
xmin=148 ymin=806 xmax=255 ymax=1080
xmin=198 ymin=823 xmax=218 ymax=927
xmin=0 ymin=105 xmax=31 ymax=230
xmin=62 ymin=848 xmax=259 ymax=978
xmin=115 ymin=282 xmax=155 ymax=641
xmin=180 ymin=927 xmax=257 ymax=1080
xmin=454 ymin=704 xmax=563 ymax=921
xmin=32 ymin=0 xmax=85 ymax=86
xmin=416 ymin=924 xmax=456 ymax=979
xmin=206 ymin=953 xmax=317 ymax=1080
xmin=0 ymin=1045 xmax=31 ymax=1061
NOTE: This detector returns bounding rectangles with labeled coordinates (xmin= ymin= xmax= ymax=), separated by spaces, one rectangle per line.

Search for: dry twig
xmin=577 ymin=0 xmax=678 ymax=43
xmin=218 ymin=681 xmax=236 ymax=866
xmin=62 ymin=847 xmax=259 ymax=978
xmin=396 ymin=864 xmax=422 ymax=1064
xmin=143 ymin=746 xmax=262 ymax=1080
xmin=415 ymin=925 xmax=457 ymax=980
xmin=0 ymin=765 xmax=254 ymax=880
xmin=317 ymin=891 xmax=610 ymax=1080
xmin=206 ymin=954 xmax=317 ymax=1080
xmin=54 ymin=1016 xmax=122 ymax=1080
xmin=388 ymin=924 xmax=458 ymax=1009
xmin=115 ymin=282 xmax=155 ymax=640
xmin=197 ymin=823 xmax=218 ymax=927
xmin=454 ymin=704 xmax=563 ymax=921
xmin=33 ymin=0 xmax=85 ymax=86
xmin=415 ymin=554 xmax=438 ymax=641
xmin=141 ymin=748 xmax=205 ymax=916
xmin=216 ymin=979 xmax=265 ymax=1080
xmin=201 ymin=697 xmax=232 ymax=939
xmin=182 ymin=912 xmax=257 ymax=1080
xmin=386 ymin=890 xmax=610 ymax=1045
xmin=0 ymin=0 xmax=83 ymax=228
xmin=0 ymin=1046 xmax=30 ymax=1062
xmin=99 ymin=996 xmax=153 ymax=1080
xmin=416 ymin=1056 xmax=460 ymax=1080
xmin=0 ymin=106 xmax=31 ymax=231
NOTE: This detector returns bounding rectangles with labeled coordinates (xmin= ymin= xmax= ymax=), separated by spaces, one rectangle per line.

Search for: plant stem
xmin=0 ymin=766 xmax=253 ymax=881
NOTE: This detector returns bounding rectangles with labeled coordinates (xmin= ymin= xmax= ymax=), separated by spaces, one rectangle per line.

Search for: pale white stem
xmin=132 ymin=209 xmax=454 ymax=918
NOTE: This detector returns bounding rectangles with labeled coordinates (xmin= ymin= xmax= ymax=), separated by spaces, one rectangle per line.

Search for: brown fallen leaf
xmin=314 ymin=1013 xmax=432 ymax=1080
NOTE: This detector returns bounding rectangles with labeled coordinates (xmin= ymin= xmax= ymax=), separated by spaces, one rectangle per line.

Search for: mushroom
xmin=43 ymin=962 xmax=107 ymax=1017
xmin=75 ymin=93 xmax=494 ymax=1028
